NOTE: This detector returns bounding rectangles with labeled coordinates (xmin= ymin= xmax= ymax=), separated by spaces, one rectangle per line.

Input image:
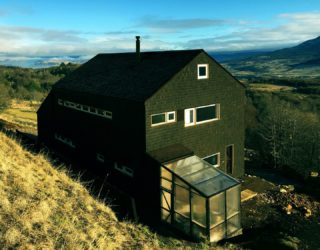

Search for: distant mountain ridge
xmin=224 ymin=36 xmax=320 ymax=80
xmin=266 ymin=36 xmax=320 ymax=60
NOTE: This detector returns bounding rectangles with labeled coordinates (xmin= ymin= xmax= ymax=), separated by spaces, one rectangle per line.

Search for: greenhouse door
xmin=226 ymin=145 xmax=233 ymax=174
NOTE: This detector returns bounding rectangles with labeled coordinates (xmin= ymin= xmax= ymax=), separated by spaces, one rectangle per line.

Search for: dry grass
xmin=248 ymin=83 xmax=295 ymax=92
xmin=0 ymin=131 xmax=167 ymax=249
xmin=0 ymin=100 xmax=38 ymax=134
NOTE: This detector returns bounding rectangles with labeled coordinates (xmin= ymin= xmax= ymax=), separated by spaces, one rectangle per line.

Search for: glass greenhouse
xmin=160 ymin=155 xmax=241 ymax=242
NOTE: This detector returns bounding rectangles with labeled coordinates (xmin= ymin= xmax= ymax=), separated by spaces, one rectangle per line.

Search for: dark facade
xmin=37 ymin=48 xmax=245 ymax=242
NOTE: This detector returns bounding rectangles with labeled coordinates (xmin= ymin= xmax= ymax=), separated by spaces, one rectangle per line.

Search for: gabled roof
xmin=54 ymin=49 xmax=203 ymax=102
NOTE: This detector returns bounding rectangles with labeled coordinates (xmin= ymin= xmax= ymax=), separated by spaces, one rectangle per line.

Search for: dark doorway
xmin=226 ymin=145 xmax=234 ymax=174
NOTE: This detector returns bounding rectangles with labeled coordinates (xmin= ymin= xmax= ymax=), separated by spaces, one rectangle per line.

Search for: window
xmin=151 ymin=111 xmax=176 ymax=126
xmin=54 ymin=133 xmax=75 ymax=148
xmin=114 ymin=162 xmax=134 ymax=178
xmin=57 ymin=98 xmax=112 ymax=119
xmin=203 ymin=153 xmax=220 ymax=167
xmin=96 ymin=153 xmax=105 ymax=163
xmin=185 ymin=104 xmax=220 ymax=127
xmin=197 ymin=64 xmax=208 ymax=79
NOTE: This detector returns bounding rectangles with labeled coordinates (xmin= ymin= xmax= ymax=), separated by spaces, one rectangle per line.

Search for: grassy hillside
xmin=0 ymin=132 xmax=179 ymax=249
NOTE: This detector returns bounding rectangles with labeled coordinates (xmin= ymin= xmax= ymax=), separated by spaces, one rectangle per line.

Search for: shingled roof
xmin=54 ymin=49 xmax=203 ymax=102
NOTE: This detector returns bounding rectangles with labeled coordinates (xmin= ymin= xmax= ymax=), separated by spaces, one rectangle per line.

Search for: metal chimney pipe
xmin=136 ymin=36 xmax=140 ymax=61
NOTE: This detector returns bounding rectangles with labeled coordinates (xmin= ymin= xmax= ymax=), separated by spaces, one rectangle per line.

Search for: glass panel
xmin=196 ymin=174 xmax=235 ymax=197
xmin=210 ymin=222 xmax=226 ymax=242
xmin=161 ymin=178 xmax=172 ymax=191
xmin=174 ymin=185 xmax=190 ymax=218
xmin=210 ymin=192 xmax=225 ymax=227
xmin=174 ymin=213 xmax=190 ymax=235
xmin=184 ymin=167 xmax=219 ymax=185
xmin=226 ymin=185 xmax=240 ymax=218
xmin=203 ymin=154 xmax=219 ymax=167
xmin=191 ymin=193 xmax=206 ymax=227
xmin=196 ymin=105 xmax=216 ymax=122
xmin=227 ymin=214 xmax=240 ymax=236
xmin=192 ymin=222 xmax=207 ymax=240
xmin=175 ymin=176 xmax=188 ymax=188
xmin=161 ymin=208 xmax=171 ymax=223
xmin=168 ymin=112 xmax=175 ymax=121
xmin=152 ymin=113 xmax=165 ymax=125
xmin=161 ymin=190 xmax=171 ymax=210
xmin=161 ymin=167 xmax=172 ymax=181
xmin=199 ymin=66 xmax=206 ymax=76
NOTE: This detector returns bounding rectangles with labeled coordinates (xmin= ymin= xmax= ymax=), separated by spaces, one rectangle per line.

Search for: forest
xmin=0 ymin=63 xmax=78 ymax=110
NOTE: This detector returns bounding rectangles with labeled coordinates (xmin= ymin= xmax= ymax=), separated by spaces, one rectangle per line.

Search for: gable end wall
xmin=145 ymin=52 xmax=245 ymax=177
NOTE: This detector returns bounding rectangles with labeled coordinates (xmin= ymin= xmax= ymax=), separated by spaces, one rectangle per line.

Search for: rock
xmin=286 ymin=185 xmax=295 ymax=192
xmin=280 ymin=185 xmax=295 ymax=192
xmin=285 ymin=204 xmax=293 ymax=215
xmin=310 ymin=171 xmax=319 ymax=178
xmin=280 ymin=188 xmax=287 ymax=193
xmin=301 ymin=206 xmax=312 ymax=218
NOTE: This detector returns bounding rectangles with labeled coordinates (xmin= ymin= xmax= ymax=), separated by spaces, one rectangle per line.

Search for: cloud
xmin=136 ymin=16 xmax=229 ymax=33
xmin=182 ymin=11 xmax=320 ymax=51
xmin=1 ymin=11 xmax=320 ymax=56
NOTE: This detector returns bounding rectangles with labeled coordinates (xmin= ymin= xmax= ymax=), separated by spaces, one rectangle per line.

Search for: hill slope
xmin=0 ymin=132 xmax=166 ymax=249
xmin=224 ymin=36 xmax=320 ymax=80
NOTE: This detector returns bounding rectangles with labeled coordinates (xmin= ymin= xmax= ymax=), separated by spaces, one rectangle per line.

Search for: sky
xmin=0 ymin=0 xmax=320 ymax=57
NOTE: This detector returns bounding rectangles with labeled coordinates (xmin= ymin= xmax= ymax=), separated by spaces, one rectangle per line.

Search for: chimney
xmin=136 ymin=36 xmax=140 ymax=61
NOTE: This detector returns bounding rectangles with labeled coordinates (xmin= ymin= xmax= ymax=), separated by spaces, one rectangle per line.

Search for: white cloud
xmin=183 ymin=11 xmax=320 ymax=51
xmin=0 ymin=11 xmax=320 ymax=56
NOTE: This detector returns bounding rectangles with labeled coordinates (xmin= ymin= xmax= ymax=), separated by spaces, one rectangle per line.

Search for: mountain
xmin=208 ymin=49 xmax=272 ymax=62
xmin=224 ymin=36 xmax=320 ymax=80
xmin=266 ymin=36 xmax=320 ymax=60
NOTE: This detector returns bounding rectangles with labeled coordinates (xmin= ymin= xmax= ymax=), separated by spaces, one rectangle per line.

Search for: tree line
xmin=0 ymin=63 xmax=78 ymax=110
xmin=246 ymin=90 xmax=320 ymax=178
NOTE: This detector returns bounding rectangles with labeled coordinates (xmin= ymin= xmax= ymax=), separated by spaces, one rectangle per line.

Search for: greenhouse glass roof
xmin=164 ymin=155 xmax=240 ymax=197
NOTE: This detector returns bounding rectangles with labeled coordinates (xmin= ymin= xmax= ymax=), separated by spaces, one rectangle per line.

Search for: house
xmin=37 ymin=37 xmax=245 ymax=242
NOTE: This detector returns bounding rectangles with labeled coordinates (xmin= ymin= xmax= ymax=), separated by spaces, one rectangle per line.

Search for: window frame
xmin=197 ymin=64 xmax=209 ymax=79
xmin=203 ymin=152 xmax=220 ymax=168
xmin=184 ymin=104 xmax=220 ymax=127
xmin=151 ymin=111 xmax=176 ymax=127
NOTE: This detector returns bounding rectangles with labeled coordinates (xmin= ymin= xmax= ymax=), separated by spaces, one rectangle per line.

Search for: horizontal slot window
xmin=114 ymin=162 xmax=134 ymax=178
xmin=57 ymin=98 xmax=112 ymax=120
xmin=151 ymin=111 xmax=176 ymax=126
xmin=54 ymin=133 xmax=75 ymax=148
xmin=96 ymin=153 xmax=105 ymax=163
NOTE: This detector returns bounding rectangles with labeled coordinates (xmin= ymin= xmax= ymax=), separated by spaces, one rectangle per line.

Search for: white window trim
xmin=58 ymin=98 xmax=112 ymax=120
xmin=184 ymin=104 xmax=220 ymax=127
xmin=151 ymin=111 xmax=176 ymax=127
xmin=197 ymin=64 xmax=209 ymax=79
xmin=96 ymin=153 xmax=105 ymax=163
xmin=54 ymin=133 xmax=75 ymax=148
xmin=114 ymin=162 xmax=134 ymax=178
xmin=203 ymin=152 xmax=220 ymax=168
xmin=167 ymin=111 xmax=176 ymax=123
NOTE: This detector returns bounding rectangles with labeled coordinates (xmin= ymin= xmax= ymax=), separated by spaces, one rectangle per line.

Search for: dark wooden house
xmin=37 ymin=37 xmax=245 ymax=242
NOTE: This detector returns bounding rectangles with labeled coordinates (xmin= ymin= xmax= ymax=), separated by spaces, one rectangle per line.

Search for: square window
xmin=197 ymin=64 xmax=208 ymax=79
xmin=167 ymin=112 xmax=176 ymax=122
